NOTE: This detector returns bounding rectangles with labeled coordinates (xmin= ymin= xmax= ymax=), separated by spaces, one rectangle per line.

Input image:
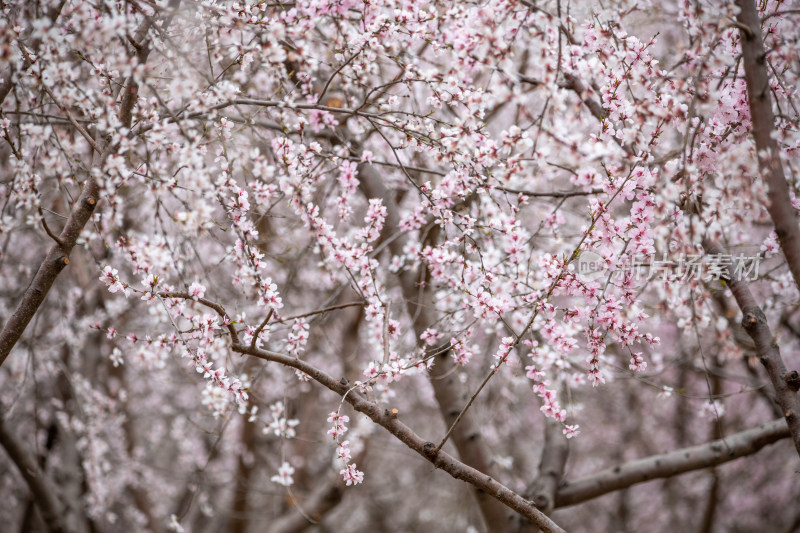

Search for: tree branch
xmin=555 ymin=418 xmax=789 ymax=507
xmin=0 ymin=1 xmax=66 ymax=107
xmin=231 ymin=343 xmax=565 ymax=533
xmin=736 ymin=0 xmax=800 ymax=291
xmin=703 ymin=240 xmax=800 ymax=457
xmin=0 ymin=3 xmax=181 ymax=368
xmin=358 ymin=163 xmax=520 ymax=531
xmin=0 ymin=179 xmax=98 ymax=367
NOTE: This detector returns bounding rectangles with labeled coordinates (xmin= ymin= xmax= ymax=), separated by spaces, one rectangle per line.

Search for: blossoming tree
xmin=1 ymin=0 xmax=799 ymax=531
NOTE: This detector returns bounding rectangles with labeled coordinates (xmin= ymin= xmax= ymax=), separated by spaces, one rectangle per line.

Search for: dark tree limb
xmin=704 ymin=240 xmax=800 ymax=457
xmin=227 ymin=397 xmax=257 ymax=533
xmin=0 ymin=179 xmax=98 ymax=367
xmin=699 ymin=470 xmax=720 ymax=533
xmin=554 ymin=418 xmax=789 ymax=507
xmin=231 ymin=342 xmax=565 ymax=533
xmin=0 ymin=417 xmax=72 ymax=533
xmin=529 ymin=417 xmax=569 ymax=515
xmin=736 ymin=0 xmax=800 ymax=290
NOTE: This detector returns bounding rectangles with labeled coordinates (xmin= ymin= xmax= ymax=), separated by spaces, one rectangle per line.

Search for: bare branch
xmin=274 ymin=301 xmax=366 ymax=323
xmin=555 ymin=418 xmax=789 ymax=507
xmin=494 ymin=187 xmax=603 ymax=198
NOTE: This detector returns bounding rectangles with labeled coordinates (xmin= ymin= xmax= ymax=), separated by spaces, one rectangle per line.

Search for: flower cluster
xmin=327 ymin=411 xmax=364 ymax=486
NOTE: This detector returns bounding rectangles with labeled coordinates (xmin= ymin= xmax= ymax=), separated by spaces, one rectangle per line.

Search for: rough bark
xmin=704 ymin=240 xmax=800 ymax=457
xmin=0 ymin=180 xmax=98 ymax=367
xmin=736 ymin=0 xmax=800 ymax=291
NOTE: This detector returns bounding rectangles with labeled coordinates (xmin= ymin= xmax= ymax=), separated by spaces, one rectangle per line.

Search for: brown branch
xmin=231 ymin=343 xmax=565 ymax=533
xmin=158 ymin=291 xmax=240 ymax=342
xmin=529 ymin=416 xmax=569 ymax=515
xmin=227 ymin=361 xmax=257 ymax=533
xmin=0 ymin=180 xmax=98 ymax=367
xmin=37 ymin=206 xmax=64 ymax=246
xmin=41 ymin=85 xmax=103 ymax=154
xmin=0 ymin=417 xmax=73 ymax=533
xmin=561 ymin=73 xmax=608 ymax=122
xmin=494 ymin=186 xmax=603 ymax=198
xmin=274 ymin=301 xmax=366 ymax=323
xmin=0 ymin=3 xmax=181 ymax=368
xmin=118 ymin=0 xmax=182 ymax=128
xmin=703 ymin=240 xmax=800 ymax=457
xmin=555 ymin=418 xmax=789 ymax=507
xmin=736 ymin=0 xmax=800 ymax=292
xmin=358 ymin=164 xmax=520 ymax=532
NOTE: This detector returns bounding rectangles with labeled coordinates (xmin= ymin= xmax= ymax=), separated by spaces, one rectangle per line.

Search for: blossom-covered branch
xmin=736 ymin=0 xmax=800 ymax=291
xmin=0 ymin=4 xmax=179 ymax=368
xmin=231 ymin=341 xmax=565 ymax=533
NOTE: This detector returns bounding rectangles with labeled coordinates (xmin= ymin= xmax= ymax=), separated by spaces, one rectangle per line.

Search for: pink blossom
xmin=340 ymin=463 xmax=364 ymax=486
xmin=188 ymin=281 xmax=206 ymax=301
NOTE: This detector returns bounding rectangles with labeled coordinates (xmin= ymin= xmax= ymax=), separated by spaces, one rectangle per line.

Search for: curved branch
xmin=555 ymin=418 xmax=789 ymax=508
xmin=231 ymin=343 xmax=565 ymax=533
xmin=158 ymin=291 xmax=239 ymax=342
xmin=495 ymin=187 xmax=603 ymax=198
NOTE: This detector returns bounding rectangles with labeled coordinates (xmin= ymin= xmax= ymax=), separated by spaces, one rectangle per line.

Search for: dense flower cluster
xmin=1 ymin=0 xmax=799 ymax=531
